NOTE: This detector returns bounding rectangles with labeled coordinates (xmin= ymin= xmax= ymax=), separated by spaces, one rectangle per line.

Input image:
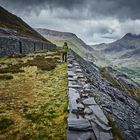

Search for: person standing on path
xmin=62 ymin=42 xmax=69 ymax=62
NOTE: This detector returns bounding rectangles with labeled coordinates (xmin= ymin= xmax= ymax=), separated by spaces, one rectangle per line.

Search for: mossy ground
xmin=0 ymin=52 xmax=68 ymax=140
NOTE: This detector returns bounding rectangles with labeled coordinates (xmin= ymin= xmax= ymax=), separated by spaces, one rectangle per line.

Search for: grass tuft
xmin=27 ymin=56 xmax=56 ymax=71
xmin=0 ymin=118 xmax=14 ymax=131
xmin=0 ymin=65 xmax=24 ymax=73
xmin=105 ymin=113 xmax=124 ymax=140
xmin=0 ymin=74 xmax=13 ymax=80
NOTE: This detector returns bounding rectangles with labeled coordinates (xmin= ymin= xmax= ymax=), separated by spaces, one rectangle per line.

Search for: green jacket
xmin=62 ymin=45 xmax=69 ymax=53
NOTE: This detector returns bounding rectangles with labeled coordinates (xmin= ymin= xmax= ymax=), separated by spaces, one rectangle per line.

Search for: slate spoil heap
xmin=67 ymin=53 xmax=113 ymax=140
xmin=68 ymin=50 xmax=140 ymax=140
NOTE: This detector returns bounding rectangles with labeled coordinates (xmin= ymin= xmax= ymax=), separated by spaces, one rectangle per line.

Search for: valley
xmin=37 ymin=28 xmax=140 ymax=83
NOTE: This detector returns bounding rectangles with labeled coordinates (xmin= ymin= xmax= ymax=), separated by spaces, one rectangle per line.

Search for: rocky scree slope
xmin=71 ymin=50 xmax=140 ymax=140
xmin=0 ymin=6 xmax=50 ymax=42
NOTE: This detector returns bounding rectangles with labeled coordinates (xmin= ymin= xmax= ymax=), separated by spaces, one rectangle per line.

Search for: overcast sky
xmin=1 ymin=0 xmax=140 ymax=44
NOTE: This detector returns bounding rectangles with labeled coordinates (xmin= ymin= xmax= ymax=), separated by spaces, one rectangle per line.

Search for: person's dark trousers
xmin=62 ymin=52 xmax=67 ymax=62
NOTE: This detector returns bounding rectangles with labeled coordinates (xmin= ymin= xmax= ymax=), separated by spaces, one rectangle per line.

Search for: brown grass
xmin=0 ymin=66 xmax=24 ymax=73
xmin=27 ymin=56 xmax=57 ymax=71
xmin=0 ymin=75 xmax=13 ymax=80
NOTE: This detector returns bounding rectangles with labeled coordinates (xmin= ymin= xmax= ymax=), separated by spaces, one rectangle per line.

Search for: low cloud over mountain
xmin=1 ymin=0 xmax=140 ymax=44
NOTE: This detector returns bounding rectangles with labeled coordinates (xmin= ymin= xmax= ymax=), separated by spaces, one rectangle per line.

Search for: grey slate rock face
xmin=68 ymin=77 xmax=76 ymax=81
xmin=71 ymin=50 xmax=140 ymax=140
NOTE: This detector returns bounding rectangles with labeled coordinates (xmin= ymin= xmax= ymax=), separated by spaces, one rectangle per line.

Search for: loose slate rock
xmin=67 ymin=130 xmax=96 ymax=140
xmin=82 ymin=97 xmax=97 ymax=106
xmin=68 ymin=118 xmax=92 ymax=131
xmin=68 ymin=71 xmax=76 ymax=77
xmin=68 ymin=83 xmax=81 ymax=89
xmin=68 ymin=88 xmax=80 ymax=110
xmin=68 ymin=64 xmax=73 ymax=68
xmin=68 ymin=77 xmax=76 ymax=81
xmin=89 ymin=105 xmax=109 ymax=125
xmin=84 ymin=107 xmax=93 ymax=115
xmin=91 ymin=122 xmax=113 ymax=140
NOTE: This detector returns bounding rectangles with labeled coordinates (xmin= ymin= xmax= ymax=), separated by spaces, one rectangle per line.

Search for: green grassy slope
xmin=0 ymin=51 xmax=68 ymax=139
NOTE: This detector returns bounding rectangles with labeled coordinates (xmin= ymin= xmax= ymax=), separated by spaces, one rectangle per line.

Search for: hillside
xmin=0 ymin=51 xmax=68 ymax=139
xmin=92 ymin=33 xmax=140 ymax=65
xmin=0 ymin=6 xmax=50 ymax=42
xmin=91 ymin=33 xmax=140 ymax=83
xmin=36 ymin=28 xmax=93 ymax=57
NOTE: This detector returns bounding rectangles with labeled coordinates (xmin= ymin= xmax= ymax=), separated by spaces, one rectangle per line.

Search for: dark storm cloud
xmin=1 ymin=0 xmax=140 ymax=44
xmin=1 ymin=0 xmax=140 ymax=19
xmin=0 ymin=0 xmax=85 ymax=12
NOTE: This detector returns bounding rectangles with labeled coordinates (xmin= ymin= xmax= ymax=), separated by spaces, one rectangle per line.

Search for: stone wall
xmin=0 ymin=36 xmax=57 ymax=56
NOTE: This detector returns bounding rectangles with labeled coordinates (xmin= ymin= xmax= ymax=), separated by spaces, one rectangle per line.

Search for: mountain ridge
xmin=0 ymin=6 xmax=50 ymax=42
xmin=35 ymin=28 xmax=94 ymax=56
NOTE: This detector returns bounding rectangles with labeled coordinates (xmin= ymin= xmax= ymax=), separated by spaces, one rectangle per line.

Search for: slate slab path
xmin=67 ymin=52 xmax=113 ymax=140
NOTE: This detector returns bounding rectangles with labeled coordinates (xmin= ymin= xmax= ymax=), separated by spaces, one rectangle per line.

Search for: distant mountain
xmin=0 ymin=6 xmax=49 ymax=42
xmin=91 ymin=33 xmax=140 ymax=63
xmin=103 ymin=33 xmax=140 ymax=53
xmin=36 ymin=28 xmax=93 ymax=56
xmin=91 ymin=33 xmax=140 ymax=83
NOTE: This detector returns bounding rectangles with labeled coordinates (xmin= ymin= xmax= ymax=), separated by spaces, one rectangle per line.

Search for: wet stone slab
xmin=68 ymin=71 xmax=76 ymax=77
xmin=68 ymin=64 xmax=73 ymax=68
xmin=67 ymin=130 xmax=96 ymax=140
xmin=91 ymin=122 xmax=113 ymax=140
xmin=75 ymin=68 xmax=83 ymax=73
xmin=89 ymin=105 xmax=109 ymax=126
xmin=82 ymin=98 xmax=97 ymax=106
xmin=68 ymin=77 xmax=76 ymax=81
xmin=68 ymin=88 xmax=80 ymax=111
xmin=68 ymin=81 xmax=82 ymax=89
xmin=68 ymin=117 xmax=92 ymax=131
